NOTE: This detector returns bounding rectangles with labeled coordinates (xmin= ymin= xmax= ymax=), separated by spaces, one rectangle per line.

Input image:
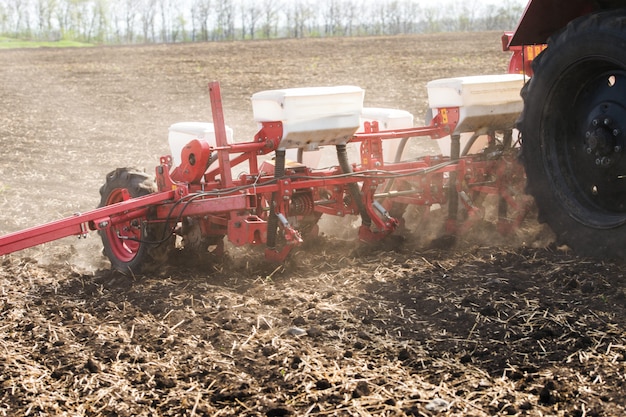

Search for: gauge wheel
xmin=98 ymin=167 xmax=172 ymax=273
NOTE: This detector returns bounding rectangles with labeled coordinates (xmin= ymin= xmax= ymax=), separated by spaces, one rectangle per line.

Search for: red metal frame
xmin=502 ymin=31 xmax=547 ymax=76
xmin=0 ymin=81 xmax=527 ymax=265
xmin=0 ymin=191 xmax=174 ymax=255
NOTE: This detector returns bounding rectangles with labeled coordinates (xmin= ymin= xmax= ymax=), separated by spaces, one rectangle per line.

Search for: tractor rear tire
xmin=519 ymin=11 xmax=626 ymax=259
xmin=98 ymin=167 xmax=172 ymax=274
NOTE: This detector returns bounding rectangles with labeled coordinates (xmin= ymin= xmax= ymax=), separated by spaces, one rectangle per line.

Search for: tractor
xmin=505 ymin=0 xmax=626 ymax=258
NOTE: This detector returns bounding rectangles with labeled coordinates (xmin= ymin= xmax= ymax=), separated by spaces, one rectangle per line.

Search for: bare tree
xmin=6 ymin=0 xmax=28 ymax=36
xmin=455 ymin=0 xmax=478 ymax=32
xmin=343 ymin=0 xmax=360 ymax=36
xmin=401 ymin=0 xmax=419 ymax=34
xmin=259 ymin=0 xmax=279 ymax=39
xmin=35 ymin=0 xmax=56 ymax=39
xmin=75 ymin=0 xmax=108 ymax=42
xmin=55 ymin=0 xmax=73 ymax=39
xmin=421 ymin=6 xmax=442 ymax=33
xmin=284 ymin=0 xmax=313 ymax=38
xmin=214 ymin=0 xmax=234 ymax=40
xmin=123 ymin=0 xmax=139 ymax=42
xmin=322 ymin=0 xmax=342 ymax=36
xmin=52 ymin=0 xmax=102 ymax=41
xmin=482 ymin=0 xmax=524 ymax=30
xmin=191 ymin=0 xmax=211 ymax=41
xmin=91 ymin=0 xmax=109 ymax=42
xmin=386 ymin=0 xmax=402 ymax=35
xmin=140 ymin=0 xmax=157 ymax=42
xmin=238 ymin=0 xmax=260 ymax=40
xmin=0 ymin=1 xmax=7 ymax=34
xmin=108 ymin=1 xmax=120 ymax=41
xmin=0 ymin=0 xmax=527 ymax=45
xmin=158 ymin=0 xmax=182 ymax=42
xmin=171 ymin=9 xmax=188 ymax=42
xmin=368 ymin=1 xmax=386 ymax=35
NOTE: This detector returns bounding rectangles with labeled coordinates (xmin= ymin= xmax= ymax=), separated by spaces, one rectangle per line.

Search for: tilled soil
xmin=2 ymin=242 xmax=625 ymax=416
xmin=0 ymin=32 xmax=625 ymax=416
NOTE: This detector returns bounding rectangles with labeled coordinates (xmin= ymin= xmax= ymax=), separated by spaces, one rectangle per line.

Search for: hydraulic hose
xmin=336 ymin=144 xmax=372 ymax=227
xmin=266 ymin=149 xmax=286 ymax=249
xmin=448 ymin=134 xmax=461 ymax=223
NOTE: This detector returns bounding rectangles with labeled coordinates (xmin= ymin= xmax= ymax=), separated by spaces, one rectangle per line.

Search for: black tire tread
xmin=518 ymin=10 xmax=626 ymax=259
xmin=98 ymin=167 xmax=171 ymax=274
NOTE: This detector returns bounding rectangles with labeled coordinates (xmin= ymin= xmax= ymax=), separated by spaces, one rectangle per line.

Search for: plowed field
xmin=0 ymin=32 xmax=624 ymax=416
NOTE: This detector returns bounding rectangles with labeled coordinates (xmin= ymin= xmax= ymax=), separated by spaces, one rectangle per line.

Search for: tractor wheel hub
xmin=585 ymin=115 xmax=623 ymax=167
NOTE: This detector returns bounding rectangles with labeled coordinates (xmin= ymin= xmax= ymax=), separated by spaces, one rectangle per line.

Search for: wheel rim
xmin=104 ymin=188 xmax=143 ymax=262
xmin=544 ymin=59 xmax=626 ymax=229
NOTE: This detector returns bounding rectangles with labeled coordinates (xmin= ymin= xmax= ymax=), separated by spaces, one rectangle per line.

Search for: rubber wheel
xmin=519 ymin=11 xmax=626 ymax=259
xmin=98 ymin=167 xmax=171 ymax=274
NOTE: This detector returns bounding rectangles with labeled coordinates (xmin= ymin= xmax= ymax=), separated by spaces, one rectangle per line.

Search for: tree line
xmin=0 ymin=0 xmax=525 ymax=45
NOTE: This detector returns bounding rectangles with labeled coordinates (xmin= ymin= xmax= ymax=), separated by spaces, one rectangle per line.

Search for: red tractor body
xmin=508 ymin=0 xmax=596 ymax=46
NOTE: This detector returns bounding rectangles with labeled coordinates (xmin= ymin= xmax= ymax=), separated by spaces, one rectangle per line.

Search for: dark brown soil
xmin=0 ymin=32 xmax=625 ymax=416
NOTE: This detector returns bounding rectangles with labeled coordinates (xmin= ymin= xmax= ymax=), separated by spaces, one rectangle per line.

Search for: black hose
xmin=336 ymin=144 xmax=372 ymax=227
xmin=266 ymin=150 xmax=285 ymax=249
xmin=395 ymin=137 xmax=408 ymax=163
xmin=448 ymin=134 xmax=461 ymax=222
xmin=498 ymin=130 xmax=513 ymax=221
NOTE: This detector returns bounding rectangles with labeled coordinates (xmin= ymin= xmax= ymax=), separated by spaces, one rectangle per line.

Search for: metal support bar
xmin=208 ymin=81 xmax=233 ymax=188
xmin=0 ymin=190 xmax=175 ymax=255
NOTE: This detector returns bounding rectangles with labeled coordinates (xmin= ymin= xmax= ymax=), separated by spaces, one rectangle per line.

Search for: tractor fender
xmin=507 ymin=0 xmax=626 ymax=47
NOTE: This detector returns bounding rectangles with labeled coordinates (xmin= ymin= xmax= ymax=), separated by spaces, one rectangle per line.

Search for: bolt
xmin=614 ymin=129 xmax=621 ymax=137
xmin=586 ymin=147 xmax=593 ymax=154
xmin=98 ymin=221 xmax=109 ymax=228
xmin=586 ymin=131 xmax=592 ymax=139
xmin=603 ymin=157 xmax=612 ymax=166
xmin=592 ymin=119 xmax=599 ymax=127
xmin=615 ymin=146 xmax=623 ymax=153
xmin=596 ymin=158 xmax=602 ymax=165
xmin=604 ymin=118 xmax=612 ymax=126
